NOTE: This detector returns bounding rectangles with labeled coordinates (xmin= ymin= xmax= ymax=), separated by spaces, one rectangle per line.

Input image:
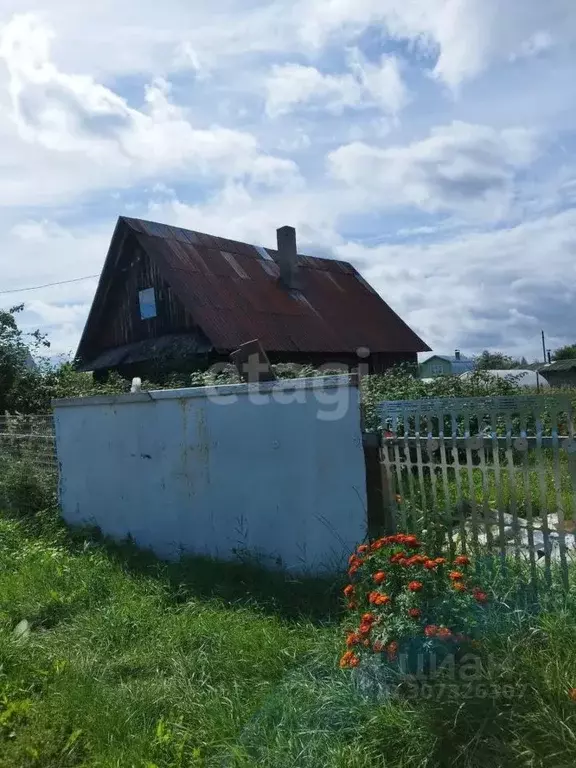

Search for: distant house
xmin=75 ymin=217 xmax=430 ymax=379
xmin=539 ymin=359 xmax=576 ymax=388
xmin=419 ymin=351 xmax=474 ymax=378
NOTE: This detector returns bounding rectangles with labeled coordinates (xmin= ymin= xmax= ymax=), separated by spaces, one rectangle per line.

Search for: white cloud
xmin=298 ymin=0 xmax=576 ymax=88
xmin=265 ymin=50 xmax=407 ymax=117
xmin=0 ymin=1 xmax=574 ymax=364
xmin=338 ymin=208 xmax=576 ymax=359
xmin=0 ymin=14 xmax=301 ymax=205
xmin=328 ymin=121 xmax=540 ymax=218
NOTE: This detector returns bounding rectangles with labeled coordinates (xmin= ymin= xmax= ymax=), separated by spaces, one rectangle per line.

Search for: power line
xmin=0 ymin=274 xmax=100 ymax=296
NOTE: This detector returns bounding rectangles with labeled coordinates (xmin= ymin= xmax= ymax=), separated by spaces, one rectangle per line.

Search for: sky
xmin=0 ymin=1 xmax=575 ymax=363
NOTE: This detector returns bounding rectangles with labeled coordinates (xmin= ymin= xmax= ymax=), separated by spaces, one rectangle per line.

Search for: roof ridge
xmin=120 ymin=215 xmax=354 ymax=269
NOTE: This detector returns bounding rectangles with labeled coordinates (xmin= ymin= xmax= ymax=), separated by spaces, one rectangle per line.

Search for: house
xmin=75 ymin=217 xmax=430 ymax=379
xmin=538 ymin=359 xmax=576 ymax=388
xmin=419 ymin=350 xmax=474 ymax=378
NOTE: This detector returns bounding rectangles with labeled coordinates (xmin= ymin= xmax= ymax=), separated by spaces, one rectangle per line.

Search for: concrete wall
xmin=53 ymin=375 xmax=367 ymax=573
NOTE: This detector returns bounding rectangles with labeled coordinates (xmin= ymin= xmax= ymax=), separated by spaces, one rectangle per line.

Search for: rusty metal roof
xmin=82 ymin=216 xmax=430 ymax=358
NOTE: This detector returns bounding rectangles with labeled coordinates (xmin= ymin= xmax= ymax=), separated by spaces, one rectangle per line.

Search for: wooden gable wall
xmin=83 ymin=234 xmax=197 ymax=360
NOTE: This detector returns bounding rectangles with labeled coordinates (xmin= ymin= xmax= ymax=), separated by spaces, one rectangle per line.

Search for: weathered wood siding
xmin=87 ymin=236 xmax=196 ymax=356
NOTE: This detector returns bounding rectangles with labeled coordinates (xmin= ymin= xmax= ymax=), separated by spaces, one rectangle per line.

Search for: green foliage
xmin=360 ymin=366 xmax=525 ymax=431
xmin=0 ymin=459 xmax=57 ymax=517
xmin=474 ymin=350 xmax=525 ymax=370
xmin=0 ymin=306 xmax=44 ymax=414
xmin=342 ymin=536 xmax=487 ymax=675
xmin=553 ymin=344 xmax=576 ymax=361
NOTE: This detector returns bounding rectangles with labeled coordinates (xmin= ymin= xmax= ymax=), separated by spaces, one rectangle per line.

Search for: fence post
xmin=363 ymin=433 xmax=396 ymax=537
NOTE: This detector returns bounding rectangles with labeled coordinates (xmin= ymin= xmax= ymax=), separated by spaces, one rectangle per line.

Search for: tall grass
xmin=1 ymin=508 xmax=576 ymax=767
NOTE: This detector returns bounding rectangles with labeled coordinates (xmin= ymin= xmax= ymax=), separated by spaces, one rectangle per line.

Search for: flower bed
xmin=341 ymin=534 xmax=489 ymax=679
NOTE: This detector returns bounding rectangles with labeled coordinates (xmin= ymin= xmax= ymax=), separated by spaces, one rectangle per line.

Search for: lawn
xmin=1 ymin=509 xmax=576 ymax=767
xmin=389 ymin=451 xmax=575 ymax=529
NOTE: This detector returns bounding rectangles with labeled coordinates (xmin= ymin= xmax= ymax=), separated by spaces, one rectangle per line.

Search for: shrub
xmin=0 ymin=459 xmax=56 ymax=516
xmin=340 ymin=534 xmax=489 ymax=678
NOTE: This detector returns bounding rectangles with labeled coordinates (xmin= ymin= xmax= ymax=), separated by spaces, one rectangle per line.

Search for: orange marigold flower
xmin=569 ymin=688 xmax=576 ymax=702
xmin=346 ymin=632 xmax=361 ymax=647
xmin=371 ymin=538 xmax=386 ymax=551
xmin=454 ymin=555 xmax=471 ymax=566
xmin=434 ymin=557 xmax=447 ymax=565
xmin=343 ymin=584 xmax=355 ymax=598
xmin=473 ymin=590 xmax=488 ymax=603
xmin=373 ymin=571 xmax=387 ymax=584
xmin=408 ymin=607 xmax=421 ymax=618
xmin=339 ymin=651 xmax=352 ymax=667
xmin=368 ymin=592 xmax=391 ymax=606
xmin=357 ymin=544 xmax=369 ymax=554
xmin=449 ymin=571 xmax=464 ymax=581
xmin=386 ymin=641 xmax=399 ymax=661
xmin=424 ymin=625 xmax=438 ymax=637
xmin=359 ymin=622 xmax=372 ymax=635
xmin=362 ymin=612 xmax=376 ymax=624
xmin=437 ymin=626 xmax=452 ymax=640
xmin=453 ymin=581 xmax=467 ymax=592
xmin=408 ymin=580 xmax=424 ymax=592
xmin=403 ymin=535 xmax=421 ymax=549
xmin=340 ymin=651 xmax=360 ymax=668
xmin=373 ymin=640 xmax=384 ymax=653
xmin=347 ymin=600 xmax=358 ymax=610
xmin=390 ymin=551 xmax=407 ymax=564
xmin=424 ymin=560 xmax=438 ymax=570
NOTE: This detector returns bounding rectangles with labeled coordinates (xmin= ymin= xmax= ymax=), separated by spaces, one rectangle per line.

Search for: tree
xmin=552 ymin=344 xmax=576 ymax=361
xmin=474 ymin=350 xmax=523 ymax=370
xmin=0 ymin=305 xmax=50 ymax=414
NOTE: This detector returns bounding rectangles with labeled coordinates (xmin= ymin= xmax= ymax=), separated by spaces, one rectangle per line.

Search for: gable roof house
xmin=420 ymin=351 xmax=475 ymax=378
xmin=75 ymin=217 xmax=430 ymax=379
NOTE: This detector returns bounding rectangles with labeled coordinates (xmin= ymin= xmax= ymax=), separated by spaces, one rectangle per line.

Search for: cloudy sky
xmin=0 ymin=1 xmax=575 ymax=362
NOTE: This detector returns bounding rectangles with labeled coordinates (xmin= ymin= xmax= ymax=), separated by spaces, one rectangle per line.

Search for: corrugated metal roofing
xmin=539 ymin=359 xmax=576 ymax=372
xmin=85 ymin=216 xmax=430 ymax=357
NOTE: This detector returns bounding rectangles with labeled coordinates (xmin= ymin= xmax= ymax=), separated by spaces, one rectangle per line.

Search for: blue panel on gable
xmin=139 ymin=288 xmax=157 ymax=319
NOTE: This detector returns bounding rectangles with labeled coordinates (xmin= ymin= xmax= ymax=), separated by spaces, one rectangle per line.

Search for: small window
xmin=430 ymin=364 xmax=444 ymax=375
xmin=139 ymin=288 xmax=157 ymax=319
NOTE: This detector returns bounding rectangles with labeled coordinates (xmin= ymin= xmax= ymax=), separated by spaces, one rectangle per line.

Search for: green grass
xmin=393 ymin=455 xmax=575 ymax=527
xmin=1 ymin=510 xmax=576 ymax=767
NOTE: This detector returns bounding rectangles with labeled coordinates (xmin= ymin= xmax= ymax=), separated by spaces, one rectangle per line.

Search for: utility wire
xmin=0 ymin=274 xmax=100 ymax=295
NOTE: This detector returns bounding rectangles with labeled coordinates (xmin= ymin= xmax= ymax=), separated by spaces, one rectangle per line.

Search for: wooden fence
xmin=364 ymin=395 xmax=576 ymax=593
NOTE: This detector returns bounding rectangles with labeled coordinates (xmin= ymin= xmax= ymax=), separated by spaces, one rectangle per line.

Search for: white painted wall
xmin=53 ymin=375 xmax=367 ymax=573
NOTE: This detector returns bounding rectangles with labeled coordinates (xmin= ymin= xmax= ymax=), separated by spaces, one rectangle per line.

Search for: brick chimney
xmin=276 ymin=226 xmax=300 ymax=290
